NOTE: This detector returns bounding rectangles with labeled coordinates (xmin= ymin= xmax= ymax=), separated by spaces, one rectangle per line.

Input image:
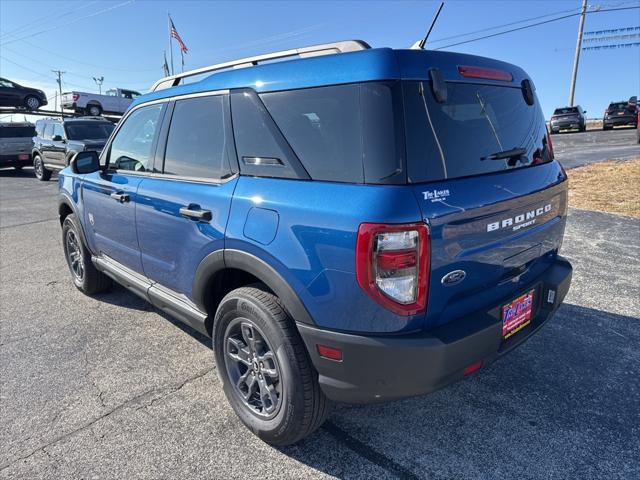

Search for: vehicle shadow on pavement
xmin=277 ymin=302 xmax=639 ymax=480
xmin=95 ymin=283 xmax=211 ymax=348
xmin=0 ymin=167 xmax=33 ymax=177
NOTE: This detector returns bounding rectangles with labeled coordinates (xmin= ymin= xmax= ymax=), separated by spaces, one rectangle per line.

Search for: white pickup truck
xmin=61 ymin=88 xmax=141 ymax=116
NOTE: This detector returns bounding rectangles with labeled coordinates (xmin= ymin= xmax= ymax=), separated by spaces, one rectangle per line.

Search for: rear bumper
xmin=603 ymin=116 xmax=636 ymax=127
xmin=299 ymin=256 xmax=572 ymax=404
xmin=0 ymin=153 xmax=32 ymax=167
xmin=550 ymin=120 xmax=582 ymax=130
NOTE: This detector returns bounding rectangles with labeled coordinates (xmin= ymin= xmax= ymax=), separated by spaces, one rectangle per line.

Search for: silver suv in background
xmin=0 ymin=122 xmax=35 ymax=170
xmin=549 ymin=106 xmax=587 ymax=133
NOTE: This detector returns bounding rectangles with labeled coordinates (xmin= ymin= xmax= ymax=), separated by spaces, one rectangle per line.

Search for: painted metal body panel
xmin=226 ymin=176 xmax=425 ymax=333
xmin=135 ymin=177 xmax=237 ymax=297
xmin=80 ymin=171 xmax=144 ymax=273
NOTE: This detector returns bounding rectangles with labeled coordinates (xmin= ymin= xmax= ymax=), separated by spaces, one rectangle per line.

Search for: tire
xmin=603 ymin=124 xmax=611 ymax=131
xmin=33 ymin=154 xmax=51 ymax=181
xmin=213 ymin=285 xmax=331 ymax=446
xmin=86 ymin=104 xmax=102 ymax=116
xmin=24 ymin=95 xmax=41 ymax=110
xmin=62 ymin=214 xmax=112 ymax=294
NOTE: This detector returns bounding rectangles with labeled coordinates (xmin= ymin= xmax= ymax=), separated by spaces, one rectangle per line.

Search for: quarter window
xmin=163 ymin=95 xmax=230 ymax=179
xmin=53 ymin=123 xmax=65 ymax=139
xmin=43 ymin=123 xmax=54 ymax=140
xmin=108 ymin=103 xmax=163 ymax=172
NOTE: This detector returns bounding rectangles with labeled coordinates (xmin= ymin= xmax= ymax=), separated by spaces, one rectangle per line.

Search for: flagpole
xmin=168 ymin=13 xmax=174 ymax=76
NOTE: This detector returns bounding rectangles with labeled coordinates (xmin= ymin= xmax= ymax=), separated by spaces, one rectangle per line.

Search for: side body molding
xmin=192 ymin=249 xmax=315 ymax=326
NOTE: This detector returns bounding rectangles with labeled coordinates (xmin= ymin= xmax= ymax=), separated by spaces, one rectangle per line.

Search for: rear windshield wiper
xmin=481 ymin=147 xmax=527 ymax=161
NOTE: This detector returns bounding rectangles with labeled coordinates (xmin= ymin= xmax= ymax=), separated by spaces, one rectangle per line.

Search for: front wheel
xmin=33 ymin=154 xmax=51 ymax=181
xmin=62 ymin=214 xmax=112 ymax=294
xmin=213 ymin=286 xmax=331 ymax=445
xmin=24 ymin=95 xmax=41 ymax=110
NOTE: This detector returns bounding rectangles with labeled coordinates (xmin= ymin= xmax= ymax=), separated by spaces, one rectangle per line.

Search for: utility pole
xmin=568 ymin=0 xmax=588 ymax=107
xmin=93 ymin=76 xmax=104 ymax=94
xmin=52 ymin=69 xmax=65 ymax=114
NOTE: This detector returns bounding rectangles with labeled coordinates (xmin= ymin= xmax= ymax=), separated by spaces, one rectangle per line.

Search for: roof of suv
xmin=134 ymin=46 xmax=530 ymax=108
xmin=37 ymin=117 xmax=113 ymax=124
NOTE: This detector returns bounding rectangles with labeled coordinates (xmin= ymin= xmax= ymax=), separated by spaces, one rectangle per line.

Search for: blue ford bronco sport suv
xmin=58 ymin=40 xmax=572 ymax=445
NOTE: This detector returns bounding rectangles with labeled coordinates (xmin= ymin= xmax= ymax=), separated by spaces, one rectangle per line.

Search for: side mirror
xmin=52 ymin=134 xmax=64 ymax=142
xmin=71 ymin=151 xmax=100 ymax=174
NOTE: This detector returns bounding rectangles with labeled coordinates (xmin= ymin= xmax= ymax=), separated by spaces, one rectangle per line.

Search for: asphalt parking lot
xmin=1 ymin=148 xmax=639 ymax=478
xmin=551 ymin=127 xmax=638 ymax=169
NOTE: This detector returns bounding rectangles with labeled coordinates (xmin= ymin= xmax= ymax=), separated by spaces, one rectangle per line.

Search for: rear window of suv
xmin=65 ymin=122 xmax=114 ymax=140
xmin=0 ymin=126 xmax=35 ymax=138
xmin=553 ymin=107 xmax=579 ymax=115
xmin=404 ymin=81 xmax=552 ymax=183
xmin=608 ymin=102 xmax=628 ymax=110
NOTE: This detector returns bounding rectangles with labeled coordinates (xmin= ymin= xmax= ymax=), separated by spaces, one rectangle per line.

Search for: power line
xmin=0 ymin=1 xmax=98 ymax=41
xmin=0 ymin=0 xmax=136 ymax=47
xmin=19 ymin=38 xmax=159 ymax=73
xmin=434 ymin=6 xmax=640 ymax=51
xmin=426 ymin=6 xmax=582 ymax=45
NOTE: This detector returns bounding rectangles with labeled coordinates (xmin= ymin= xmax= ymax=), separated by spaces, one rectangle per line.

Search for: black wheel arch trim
xmin=58 ymin=193 xmax=92 ymax=255
xmin=192 ymin=249 xmax=315 ymax=326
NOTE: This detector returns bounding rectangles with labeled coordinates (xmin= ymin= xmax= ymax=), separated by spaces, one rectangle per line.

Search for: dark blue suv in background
xmin=58 ymin=40 xmax=572 ymax=445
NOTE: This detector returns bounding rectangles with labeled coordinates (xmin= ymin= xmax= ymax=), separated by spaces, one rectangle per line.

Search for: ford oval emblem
xmin=441 ymin=270 xmax=466 ymax=286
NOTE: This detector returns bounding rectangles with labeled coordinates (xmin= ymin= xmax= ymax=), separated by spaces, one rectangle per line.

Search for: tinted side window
xmin=163 ymin=96 xmax=230 ymax=179
xmin=53 ymin=123 xmax=65 ymax=139
xmin=109 ymin=103 xmax=163 ymax=172
xmin=43 ymin=123 xmax=54 ymax=140
xmin=261 ymin=85 xmax=363 ymax=183
xmin=35 ymin=122 xmax=44 ymax=137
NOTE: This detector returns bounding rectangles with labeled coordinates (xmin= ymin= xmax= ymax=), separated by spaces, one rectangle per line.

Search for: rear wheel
xmin=62 ymin=214 xmax=112 ymax=294
xmin=33 ymin=154 xmax=51 ymax=181
xmin=213 ymin=286 xmax=331 ymax=445
xmin=86 ymin=104 xmax=102 ymax=116
xmin=24 ymin=95 xmax=41 ymax=110
xmin=603 ymin=124 xmax=611 ymax=131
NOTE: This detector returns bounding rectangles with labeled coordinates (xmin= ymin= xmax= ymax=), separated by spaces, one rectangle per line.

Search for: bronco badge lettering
xmin=487 ymin=204 xmax=552 ymax=232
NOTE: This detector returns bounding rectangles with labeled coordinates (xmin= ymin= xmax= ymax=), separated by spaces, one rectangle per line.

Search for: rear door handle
xmin=180 ymin=206 xmax=212 ymax=221
xmin=110 ymin=192 xmax=130 ymax=203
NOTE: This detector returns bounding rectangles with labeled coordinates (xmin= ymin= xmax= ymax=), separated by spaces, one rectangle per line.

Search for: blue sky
xmin=1 ymin=0 xmax=638 ymax=121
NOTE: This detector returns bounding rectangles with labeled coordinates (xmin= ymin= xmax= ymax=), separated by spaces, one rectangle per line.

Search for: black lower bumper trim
xmin=298 ymin=256 xmax=572 ymax=404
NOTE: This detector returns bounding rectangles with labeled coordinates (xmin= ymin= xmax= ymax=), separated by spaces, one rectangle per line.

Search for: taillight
xmin=546 ymin=128 xmax=555 ymax=160
xmin=72 ymin=93 xmax=79 ymax=101
xmin=457 ymin=65 xmax=513 ymax=82
xmin=356 ymin=223 xmax=429 ymax=316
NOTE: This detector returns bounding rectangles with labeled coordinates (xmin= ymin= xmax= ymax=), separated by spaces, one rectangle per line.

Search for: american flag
xmin=170 ymin=18 xmax=188 ymax=54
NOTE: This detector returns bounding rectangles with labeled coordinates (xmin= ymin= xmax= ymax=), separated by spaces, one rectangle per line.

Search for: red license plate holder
xmin=502 ymin=289 xmax=535 ymax=339
xmin=18 ymin=154 xmax=29 ymax=160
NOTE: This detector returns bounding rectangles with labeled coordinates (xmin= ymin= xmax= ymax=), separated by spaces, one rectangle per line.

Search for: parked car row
xmin=549 ymin=96 xmax=637 ymax=134
xmin=0 ymin=117 xmax=115 ymax=175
